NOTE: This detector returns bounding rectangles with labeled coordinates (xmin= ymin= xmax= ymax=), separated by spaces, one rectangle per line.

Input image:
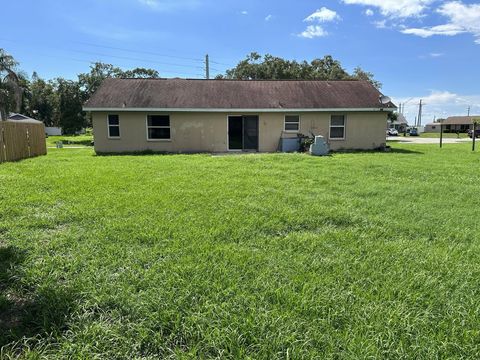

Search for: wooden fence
xmin=0 ymin=121 xmax=47 ymax=163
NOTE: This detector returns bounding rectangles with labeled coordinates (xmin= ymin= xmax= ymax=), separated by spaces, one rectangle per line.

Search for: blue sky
xmin=2 ymin=0 xmax=480 ymax=123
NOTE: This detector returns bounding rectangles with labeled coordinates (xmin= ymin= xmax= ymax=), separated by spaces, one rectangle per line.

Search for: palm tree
xmin=0 ymin=49 xmax=22 ymax=121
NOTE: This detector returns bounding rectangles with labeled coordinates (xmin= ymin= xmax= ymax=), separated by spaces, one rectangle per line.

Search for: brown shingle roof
xmin=442 ymin=116 xmax=480 ymax=125
xmin=84 ymin=78 xmax=396 ymax=110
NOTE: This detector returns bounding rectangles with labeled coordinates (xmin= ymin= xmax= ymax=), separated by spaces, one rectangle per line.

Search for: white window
xmin=330 ymin=115 xmax=345 ymax=139
xmin=147 ymin=115 xmax=171 ymax=140
xmin=107 ymin=114 xmax=120 ymax=138
xmin=284 ymin=115 xmax=300 ymax=132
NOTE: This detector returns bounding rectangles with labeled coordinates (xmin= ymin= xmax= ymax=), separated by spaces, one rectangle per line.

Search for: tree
xmin=217 ymin=53 xmax=381 ymax=89
xmin=352 ymin=67 xmax=382 ymax=89
xmin=0 ymin=49 xmax=22 ymax=120
xmin=27 ymin=72 xmax=57 ymax=126
xmin=78 ymin=62 xmax=159 ymax=98
xmin=78 ymin=62 xmax=124 ymax=98
xmin=122 ymin=67 xmax=159 ymax=78
xmin=55 ymin=78 xmax=85 ymax=134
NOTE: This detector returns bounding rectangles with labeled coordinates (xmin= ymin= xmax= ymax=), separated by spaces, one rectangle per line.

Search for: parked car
xmin=409 ymin=128 xmax=419 ymax=136
xmin=468 ymin=129 xmax=480 ymax=138
xmin=387 ymin=128 xmax=399 ymax=136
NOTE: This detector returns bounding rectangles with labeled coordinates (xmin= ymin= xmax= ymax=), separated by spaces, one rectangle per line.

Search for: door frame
xmin=227 ymin=115 xmax=259 ymax=152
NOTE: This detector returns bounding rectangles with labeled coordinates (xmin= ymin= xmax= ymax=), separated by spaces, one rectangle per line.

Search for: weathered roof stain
xmin=84 ymin=78 xmax=395 ymax=110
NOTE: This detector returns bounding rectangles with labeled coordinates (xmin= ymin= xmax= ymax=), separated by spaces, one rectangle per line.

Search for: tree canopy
xmin=217 ymin=52 xmax=382 ymax=89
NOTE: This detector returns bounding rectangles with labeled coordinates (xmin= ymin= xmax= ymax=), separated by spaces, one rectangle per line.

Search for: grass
xmin=419 ymin=132 xmax=469 ymax=138
xmin=1 ymin=144 xmax=480 ymax=358
xmin=46 ymin=134 xmax=93 ymax=147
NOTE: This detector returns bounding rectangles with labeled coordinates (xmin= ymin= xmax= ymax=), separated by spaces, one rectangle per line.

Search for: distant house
xmin=424 ymin=122 xmax=442 ymax=133
xmin=83 ymin=79 xmax=396 ymax=153
xmin=427 ymin=116 xmax=479 ymax=133
xmin=388 ymin=113 xmax=408 ymax=132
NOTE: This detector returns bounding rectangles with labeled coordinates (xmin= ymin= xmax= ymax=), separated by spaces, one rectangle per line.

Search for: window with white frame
xmin=330 ymin=115 xmax=345 ymax=139
xmin=284 ymin=115 xmax=300 ymax=132
xmin=147 ymin=115 xmax=171 ymax=140
xmin=107 ymin=114 xmax=120 ymax=138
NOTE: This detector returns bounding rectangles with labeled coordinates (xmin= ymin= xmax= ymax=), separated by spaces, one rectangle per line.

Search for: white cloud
xmin=299 ymin=7 xmax=340 ymax=38
xmin=304 ymin=7 xmax=340 ymax=22
xmin=429 ymin=52 xmax=444 ymax=57
xmin=402 ymin=1 xmax=480 ymax=43
xmin=299 ymin=25 xmax=328 ymax=38
xmin=265 ymin=14 xmax=273 ymax=21
xmin=365 ymin=9 xmax=374 ymax=16
xmin=373 ymin=20 xmax=387 ymax=28
xmin=393 ymin=90 xmax=480 ymax=124
xmin=241 ymin=10 xmax=248 ymax=15
xmin=342 ymin=0 xmax=434 ymax=18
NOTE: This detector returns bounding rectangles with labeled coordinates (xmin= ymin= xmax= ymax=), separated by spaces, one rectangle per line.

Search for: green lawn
xmin=46 ymin=134 xmax=93 ymax=147
xmin=420 ymin=132 xmax=469 ymax=138
xmin=1 ymin=144 xmax=480 ymax=358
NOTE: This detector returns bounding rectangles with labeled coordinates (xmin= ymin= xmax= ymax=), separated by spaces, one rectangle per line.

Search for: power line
xmin=1 ymin=37 xmax=225 ymax=78
xmin=20 ymin=52 xmax=205 ymax=78
xmin=71 ymin=40 xmax=205 ymax=62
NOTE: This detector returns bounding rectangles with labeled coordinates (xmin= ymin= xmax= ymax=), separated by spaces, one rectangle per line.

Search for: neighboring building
xmin=83 ymin=79 xmax=396 ymax=153
xmin=388 ymin=113 xmax=408 ymax=132
xmin=8 ymin=113 xmax=39 ymax=122
xmin=45 ymin=127 xmax=62 ymax=136
xmin=439 ymin=116 xmax=479 ymax=133
xmin=8 ymin=113 xmax=62 ymax=136
xmin=424 ymin=122 xmax=442 ymax=133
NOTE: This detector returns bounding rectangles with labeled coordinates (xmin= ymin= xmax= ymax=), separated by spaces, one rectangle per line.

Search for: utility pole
xmin=467 ymin=106 xmax=471 ymax=116
xmin=205 ymin=54 xmax=210 ymax=79
xmin=417 ymin=99 xmax=423 ymax=127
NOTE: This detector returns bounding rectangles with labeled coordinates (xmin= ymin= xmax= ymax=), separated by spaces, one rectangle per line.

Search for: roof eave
xmin=83 ymin=107 xmax=396 ymax=113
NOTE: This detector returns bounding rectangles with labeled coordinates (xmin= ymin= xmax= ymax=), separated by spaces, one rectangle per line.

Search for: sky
xmin=2 ymin=0 xmax=480 ymax=124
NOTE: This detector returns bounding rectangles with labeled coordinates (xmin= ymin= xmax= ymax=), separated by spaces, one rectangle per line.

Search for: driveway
xmin=387 ymin=136 xmax=471 ymax=144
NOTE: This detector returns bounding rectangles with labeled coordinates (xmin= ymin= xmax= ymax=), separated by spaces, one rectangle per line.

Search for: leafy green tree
xmin=55 ymin=78 xmax=85 ymax=134
xmin=352 ymin=67 xmax=382 ymax=89
xmin=217 ymin=53 xmax=381 ymax=89
xmin=78 ymin=62 xmax=124 ymax=98
xmin=0 ymin=49 xmax=22 ymax=120
xmin=122 ymin=67 xmax=159 ymax=78
xmin=78 ymin=62 xmax=159 ymax=98
xmin=27 ymin=72 xmax=57 ymax=126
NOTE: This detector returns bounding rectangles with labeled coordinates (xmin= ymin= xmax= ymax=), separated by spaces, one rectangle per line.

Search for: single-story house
xmin=83 ymin=79 xmax=396 ymax=153
xmin=435 ymin=116 xmax=480 ymax=133
xmin=424 ymin=122 xmax=442 ymax=133
xmin=388 ymin=113 xmax=408 ymax=132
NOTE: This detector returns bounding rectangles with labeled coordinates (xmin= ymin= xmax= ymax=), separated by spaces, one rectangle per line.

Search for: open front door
xmin=228 ymin=116 xmax=259 ymax=151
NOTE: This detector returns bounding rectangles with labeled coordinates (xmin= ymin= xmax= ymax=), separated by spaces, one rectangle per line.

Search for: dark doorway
xmin=228 ymin=116 xmax=259 ymax=151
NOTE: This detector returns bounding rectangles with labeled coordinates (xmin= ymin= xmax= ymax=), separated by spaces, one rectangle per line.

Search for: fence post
xmin=26 ymin=127 xmax=31 ymax=157
xmin=0 ymin=124 xmax=6 ymax=163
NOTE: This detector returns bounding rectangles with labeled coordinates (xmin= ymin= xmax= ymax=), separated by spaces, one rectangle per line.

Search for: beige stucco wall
xmin=91 ymin=111 xmax=388 ymax=153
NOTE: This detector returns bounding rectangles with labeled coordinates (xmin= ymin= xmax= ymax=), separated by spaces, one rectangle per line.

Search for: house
xmin=435 ymin=116 xmax=479 ymax=133
xmin=83 ymin=79 xmax=396 ymax=153
xmin=424 ymin=122 xmax=442 ymax=133
xmin=388 ymin=113 xmax=408 ymax=132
